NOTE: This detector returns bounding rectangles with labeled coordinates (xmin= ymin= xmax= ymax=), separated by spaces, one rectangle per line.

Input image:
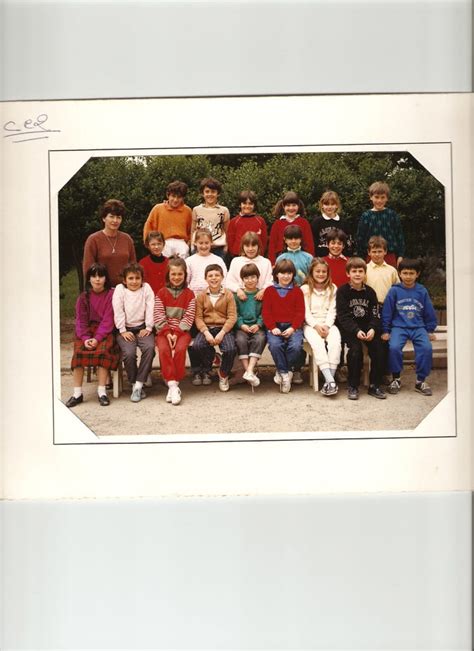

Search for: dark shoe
xmin=66 ymin=395 xmax=83 ymax=408
xmin=347 ymin=386 xmax=359 ymax=400
xmin=387 ymin=378 xmax=401 ymax=394
xmin=415 ymin=381 xmax=432 ymax=396
xmin=98 ymin=394 xmax=110 ymax=406
xmin=368 ymin=385 xmax=387 ymax=399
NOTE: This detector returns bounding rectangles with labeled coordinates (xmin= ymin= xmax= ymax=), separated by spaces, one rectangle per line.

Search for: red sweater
xmin=262 ymin=285 xmax=305 ymax=330
xmin=227 ymin=213 xmax=268 ymax=256
xmin=139 ymin=254 xmax=169 ymax=295
xmin=268 ymin=216 xmax=315 ymax=264
xmin=324 ymin=255 xmax=348 ymax=288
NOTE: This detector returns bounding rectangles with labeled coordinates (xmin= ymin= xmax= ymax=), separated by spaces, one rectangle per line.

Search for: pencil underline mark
xmin=12 ymin=136 xmax=50 ymax=143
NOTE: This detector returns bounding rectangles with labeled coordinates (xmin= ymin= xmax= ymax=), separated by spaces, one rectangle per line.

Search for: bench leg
xmin=113 ymin=364 xmax=123 ymax=398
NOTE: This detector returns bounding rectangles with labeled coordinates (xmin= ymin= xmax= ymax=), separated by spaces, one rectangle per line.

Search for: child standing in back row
xmin=268 ymin=191 xmax=314 ymax=264
xmin=143 ymin=180 xmax=192 ymax=258
xmin=356 ymin=181 xmax=405 ymax=267
xmin=191 ymin=177 xmax=230 ymax=260
xmin=311 ymin=190 xmax=353 ymax=257
xmin=227 ymin=190 xmax=268 ymax=259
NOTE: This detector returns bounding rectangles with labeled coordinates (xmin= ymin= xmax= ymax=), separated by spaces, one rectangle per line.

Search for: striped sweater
xmin=154 ymin=286 xmax=196 ymax=333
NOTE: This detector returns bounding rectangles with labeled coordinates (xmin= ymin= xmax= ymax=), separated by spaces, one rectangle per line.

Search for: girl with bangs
xmin=225 ymin=231 xmax=273 ymax=300
xmin=301 ymin=258 xmax=341 ymax=396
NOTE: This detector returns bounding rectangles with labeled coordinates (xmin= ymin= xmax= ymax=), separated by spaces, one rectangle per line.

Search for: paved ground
xmin=60 ymin=339 xmax=447 ymax=438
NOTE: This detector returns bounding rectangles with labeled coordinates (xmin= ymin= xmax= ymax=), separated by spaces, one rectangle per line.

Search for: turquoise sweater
xmin=234 ymin=291 xmax=263 ymax=329
xmin=276 ymin=249 xmax=313 ymax=286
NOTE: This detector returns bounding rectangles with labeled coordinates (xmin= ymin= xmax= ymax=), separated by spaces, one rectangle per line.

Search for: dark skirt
xmin=71 ymin=324 xmax=120 ymax=371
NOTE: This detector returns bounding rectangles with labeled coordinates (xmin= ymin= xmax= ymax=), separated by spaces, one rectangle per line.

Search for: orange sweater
xmin=143 ymin=201 xmax=192 ymax=242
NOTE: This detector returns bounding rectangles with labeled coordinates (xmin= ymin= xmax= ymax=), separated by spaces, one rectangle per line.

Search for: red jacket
xmin=262 ymin=285 xmax=305 ymax=330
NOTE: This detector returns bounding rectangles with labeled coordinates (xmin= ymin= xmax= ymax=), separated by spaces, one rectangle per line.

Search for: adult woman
xmin=82 ymin=199 xmax=136 ymax=287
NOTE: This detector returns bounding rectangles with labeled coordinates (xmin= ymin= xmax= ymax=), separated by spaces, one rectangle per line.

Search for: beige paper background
xmin=1 ymin=94 xmax=472 ymax=498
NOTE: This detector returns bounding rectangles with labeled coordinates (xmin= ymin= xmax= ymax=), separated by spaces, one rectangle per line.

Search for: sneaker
xmin=321 ymin=381 xmax=338 ymax=397
xmin=140 ymin=388 xmax=147 ymax=399
xmin=292 ymin=370 xmax=303 ymax=385
xmin=273 ymin=371 xmax=282 ymax=385
xmin=280 ymin=372 xmax=292 ymax=393
xmin=387 ymin=378 xmax=401 ymax=395
xmin=243 ymin=370 xmax=260 ymax=387
xmin=169 ymin=385 xmax=182 ymax=405
xmin=368 ymin=385 xmax=387 ymax=400
xmin=415 ymin=381 xmax=432 ymax=396
xmin=347 ymin=386 xmax=359 ymax=400
xmin=202 ymin=372 xmax=212 ymax=386
xmin=130 ymin=387 xmax=142 ymax=403
xmin=218 ymin=370 xmax=230 ymax=392
xmin=166 ymin=388 xmax=172 ymax=403
xmin=192 ymin=373 xmax=203 ymax=386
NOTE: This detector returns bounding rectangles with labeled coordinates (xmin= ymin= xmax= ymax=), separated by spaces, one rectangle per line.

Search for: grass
xmin=60 ymin=268 xmax=80 ymax=320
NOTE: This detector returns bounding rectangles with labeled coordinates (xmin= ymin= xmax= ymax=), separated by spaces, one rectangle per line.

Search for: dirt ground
xmin=60 ymin=333 xmax=447 ymax=438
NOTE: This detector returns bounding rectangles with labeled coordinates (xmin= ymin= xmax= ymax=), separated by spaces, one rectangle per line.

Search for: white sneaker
xmin=280 ymin=372 xmax=292 ymax=393
xmin=273 ymin=371 xmax=282 ymax=385
xmin=170 ymin=385 xmax=182 ymax=405
xmin=130 ymin=387 xmax=142 ymax=402
xmin=218 ymin=371 xmax=230 ymax=392
xmin=243 ymin=370 xmax=260 ymax=387
xmin=165 ymin=388 xmax=172 ymax=403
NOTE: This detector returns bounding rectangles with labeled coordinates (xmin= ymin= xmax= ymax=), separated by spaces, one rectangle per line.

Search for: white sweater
xmin=185 ymin=253 xmax=227 ymax=295
xmin=301 ymin=283 xmax=338 ymax=328
xmin=224 ymin=255 xmax=273 ymax=292
xmin=112 ymin=282 xmax=155 ymax=332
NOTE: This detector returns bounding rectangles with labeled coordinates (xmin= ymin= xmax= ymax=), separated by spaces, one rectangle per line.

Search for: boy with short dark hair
xmin=365 ymin=235 xmax=399 ymax=305
xmin=356 ymin=181 xmax=405 ymax=267
xmin=323 ymin=228 xmax=349 ymax=287
xmin=194 ymin=263 xmax=237 ymax=391
xmin=191 ymin=177 xmax=230 ymax=260
xmin=382 ymin=258 xmax=437 ymax=396
xmin=143 ymin=180 xmax=192 ymax=258
xmin=336 ymin=257 xmax=386 ymax=400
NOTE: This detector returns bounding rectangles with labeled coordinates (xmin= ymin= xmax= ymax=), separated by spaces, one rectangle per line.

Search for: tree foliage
xmin=59 ymin=151 xmax=445 ymax=294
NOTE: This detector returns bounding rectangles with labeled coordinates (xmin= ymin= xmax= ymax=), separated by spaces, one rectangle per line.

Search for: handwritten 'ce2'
xmin=3 ymin=114 xmax=61 ymax=143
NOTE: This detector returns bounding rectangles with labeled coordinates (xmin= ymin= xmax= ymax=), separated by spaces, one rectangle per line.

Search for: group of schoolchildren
xmin=66 ymin=177 xmax=438 ymax=409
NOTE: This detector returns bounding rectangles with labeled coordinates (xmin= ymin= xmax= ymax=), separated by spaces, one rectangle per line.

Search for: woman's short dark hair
xmin=99 ymin=199 xmax=125 ymax=222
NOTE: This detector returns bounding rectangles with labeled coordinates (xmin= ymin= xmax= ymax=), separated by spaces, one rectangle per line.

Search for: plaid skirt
xmin=71 ymin=324 xmax=120 ymax=371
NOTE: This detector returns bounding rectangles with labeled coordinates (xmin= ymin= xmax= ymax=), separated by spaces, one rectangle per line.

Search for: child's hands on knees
xmin=357 ymin=330 xmax=367 ymax=341
xmin=271 ymin=327 xmax=282 ymax=336
xmin=381 ymin=333 xmax=390 ymax=341
xmin=365 ymin=328 xmax=375 ymax=341
xmin=167 ymin=333 xmax=177 ymax=349
xmin=249 ymin=324 xmax=260 ymax=334
xmin=121 ymin=331 xmax=136 ymax=342
xmin=429 ymin=333 xmax=437 ymax=341
xmin=138 ymin=328 xmax=151 ymax=337
xmin=214 ymin=330 xmax=226 ymax=345
xmin=315 ymin=324 xmax=329 ymax=338
xmin=281 ymin=326 xmax=294 ymax=338
xmin=204 ymin=330 xmax=216 ymax=345
xmin=84 ymin=338 xmax=98 ymax=350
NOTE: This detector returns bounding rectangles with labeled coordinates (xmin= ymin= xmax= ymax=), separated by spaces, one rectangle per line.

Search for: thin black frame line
xmin=50 ymin=142 xmax=453 ymax=445
xmin=1 ymin=91 xmax=470 ymax=104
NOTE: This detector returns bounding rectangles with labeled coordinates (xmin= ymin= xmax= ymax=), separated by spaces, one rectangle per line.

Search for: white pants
xmin=163 ymin=238 xmax=190 ymax=258
xmin=303 ymin=324 xmax=341 ymax=371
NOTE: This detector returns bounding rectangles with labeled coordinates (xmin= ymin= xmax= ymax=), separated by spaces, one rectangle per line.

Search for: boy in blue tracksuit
xmin=381 ymin=258 xmax=437 ymax=396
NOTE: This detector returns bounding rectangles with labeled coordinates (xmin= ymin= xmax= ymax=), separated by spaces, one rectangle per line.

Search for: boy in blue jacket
xmin=381 ymin=258 xmax=437 ymax=396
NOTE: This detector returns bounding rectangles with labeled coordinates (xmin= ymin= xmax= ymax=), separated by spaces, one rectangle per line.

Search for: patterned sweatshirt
xmin=153 ymin=286 xmax=196 ymax=333
xmin=335 ymin=283 xmax=380 ymax=336
xmin=356 ymin=208 xmax=405 ymax=257
xmin=381 ymin=283 xmax=437 ymax=333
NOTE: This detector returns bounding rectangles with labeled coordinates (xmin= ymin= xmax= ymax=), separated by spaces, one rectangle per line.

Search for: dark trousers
xmin=345 ymin=334 xmax=385 ymax=388
xmin=193 ymin=327 xmax=236 ymax=376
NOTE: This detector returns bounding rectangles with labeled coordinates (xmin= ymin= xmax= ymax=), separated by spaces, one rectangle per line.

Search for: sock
xmin=134 ymin=381 xmax=143 ymax=391
xmin=329 ymin=367 xmax=337 ymax=379
xmin=168 ymin=380 xmax=178 ymax=387
xmin=73 ymin=387 xmax=82 ymax=398
xmin=97 ymin=385 xmax=106 ymax=397
xmin=416 ymin=377 xmax=425 ymax=384
xmin=321 ymin=368 xmax=333 ymax=383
